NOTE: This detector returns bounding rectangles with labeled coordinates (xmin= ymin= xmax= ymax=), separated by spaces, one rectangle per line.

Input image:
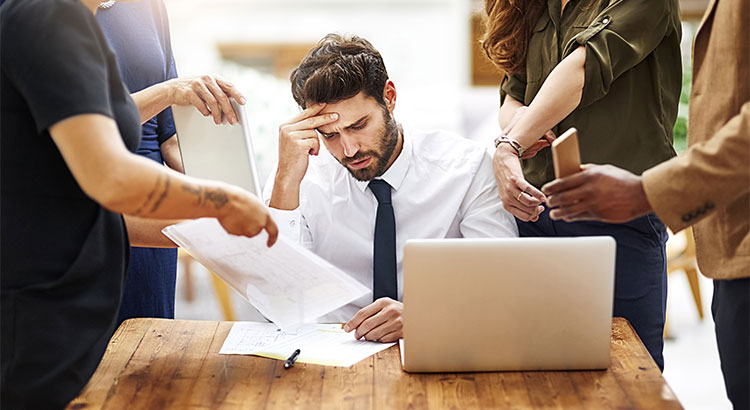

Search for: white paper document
xmin=219 ymin=322 xmax=342 ymax=355
xmin=162 ymin=218 xmax=369 ymax=329
xmin=249 ymin=326 xmax=396 ymax=367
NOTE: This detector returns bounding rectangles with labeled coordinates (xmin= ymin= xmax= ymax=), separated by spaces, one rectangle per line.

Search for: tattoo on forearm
xmin=149 ymin=174 xmax=170 ymax=213
xmin=204 ymin=189 xmax=228 ymax=209
xmin=132 ymin=173 xmax=162 ymax=216
xmin=181 ymin=183 xmax=229 ymax=210
xmin=182 ymin=183 xmax=202 ymax=198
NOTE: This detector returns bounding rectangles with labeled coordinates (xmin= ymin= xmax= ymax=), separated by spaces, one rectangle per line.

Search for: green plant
xmin=673 ymin=68 xmax=691 ymax=153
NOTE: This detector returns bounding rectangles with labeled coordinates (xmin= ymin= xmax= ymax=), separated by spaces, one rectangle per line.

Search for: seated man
xmin=265 ymin=33 xmax=517 ymax=343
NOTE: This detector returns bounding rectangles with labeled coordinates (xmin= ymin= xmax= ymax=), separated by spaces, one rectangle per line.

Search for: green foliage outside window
xmin=673 ymin=68 xmax=691 ymax=153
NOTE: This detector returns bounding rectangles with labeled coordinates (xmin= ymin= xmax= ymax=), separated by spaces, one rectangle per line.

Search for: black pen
xmin=284 ymin=349 xmax=301 ymax=369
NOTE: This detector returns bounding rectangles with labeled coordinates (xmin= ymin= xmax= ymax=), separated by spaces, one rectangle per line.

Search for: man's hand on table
xmin=344 ymin=297 xmax=403 ymax=343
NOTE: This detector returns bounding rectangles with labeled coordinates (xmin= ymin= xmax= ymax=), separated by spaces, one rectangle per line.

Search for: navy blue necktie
xmin=369 ymin=179 xmax=398 ymax=301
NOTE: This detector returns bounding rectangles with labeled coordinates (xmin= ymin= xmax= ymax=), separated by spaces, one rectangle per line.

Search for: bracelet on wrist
xmin=494 ymin=134 xmax=525 ymax=158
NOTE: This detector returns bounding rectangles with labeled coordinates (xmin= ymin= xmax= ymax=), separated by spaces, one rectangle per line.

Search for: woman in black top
xmin=0 ymin=1 xmax=278 ymax=408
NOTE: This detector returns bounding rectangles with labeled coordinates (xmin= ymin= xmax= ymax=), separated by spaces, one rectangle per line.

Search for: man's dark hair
xmin=290 ymin=34 xmax=389 ymax=108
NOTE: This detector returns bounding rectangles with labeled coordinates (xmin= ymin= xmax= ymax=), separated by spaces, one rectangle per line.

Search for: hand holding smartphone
xmin=551 ymin=128 xmax=581 ymax=179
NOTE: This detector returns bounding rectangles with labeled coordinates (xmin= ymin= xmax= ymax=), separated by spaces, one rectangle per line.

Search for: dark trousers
xmin=517 ymin=208 xmax=668 ymax=370
xmin=713 ymin=278 xmax=750 ymax=410
xmin=116 ymin=246 xmax=178 ymax=327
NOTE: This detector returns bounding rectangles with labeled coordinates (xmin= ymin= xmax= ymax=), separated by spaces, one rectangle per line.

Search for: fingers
xmin=377 ymin=329 xmax=402 ymax=343
xmin=193 ymin=80 xmax=223 ymax=125
xmin=357 ymin=302 xmax=402 ymax=341
xmin=541 ymin=165 xmax=589 ymax=195
xmin=304 ymin=137 xmax=320 ymax=156
xmin=287 ymin=129 xmax=319 ymax=142
xmin=552 ymin=211 xmax=596 ymax=223
xmin=361 ymin=315 xmax=402 ymax=342
xmin=546 ymin=186 xmax=588 ymax=208
xmin=506 ymin=203 xmax=544 ymax=222
xmin=264 ymin=214 xmax=279 ymax=247
xmin=187 ymin=93 xmax=211 ymax=117
xmin=355 ymin=310 xmax=389 ymax=340
xmin=549 ymin=197 xmax=591 ymax=220
xmin=543 ymin=130 xmax=557 ymax=143
xmin=285 ymin=130 xmax=320 ymax=155
xmin=511 ymin=175 xmax=546 ymax=203
xmin=345 ymin=298 xmax=402 ymax=341
xmin=344 ymin=299 xmax=385 ymax=332
xmin=288 ymin=103 xmax=328 ymax=125
xmin=289 ymin=112 xmax=339 ymax=132
xmin=203 ymin=76 xmax=237 ymax=125
xmin=519 ymin=140 xmax=550 ymax=160
xmin=514 ymin=190 xmax=542 ymax=208
xmin=215 ymin=76 xmax=246 ymax=105
xmin=175 ymin=75 xmax=244 ymax=125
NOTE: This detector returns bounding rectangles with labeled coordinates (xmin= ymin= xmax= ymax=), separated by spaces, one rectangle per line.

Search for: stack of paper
xmin=220 ymin=321 xmax=396 ymax=367
xmin=163 ymin=218 xmax=369 ymax=329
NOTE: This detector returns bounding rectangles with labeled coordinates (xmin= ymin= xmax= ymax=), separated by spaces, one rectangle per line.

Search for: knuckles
xmin=278 ymin=124 xmax=291 ymax=137
xmin=383 ymin=306 xmax=398 ymax=320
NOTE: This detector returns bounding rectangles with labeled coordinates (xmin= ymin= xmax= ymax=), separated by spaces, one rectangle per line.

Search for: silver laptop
xmin=172 ymin=99 xmax=262 ymax=197
xmin=401 ymin=236 xmax=616 ymax=372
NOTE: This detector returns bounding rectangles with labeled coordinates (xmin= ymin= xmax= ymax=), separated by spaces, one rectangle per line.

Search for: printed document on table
xmin=251 ymin=327 xmax=396 ymax=367
xmin=163 ymin=218 xmax=369 ymax=330
xmin=219 ymin=322 xmax=342 ymax=355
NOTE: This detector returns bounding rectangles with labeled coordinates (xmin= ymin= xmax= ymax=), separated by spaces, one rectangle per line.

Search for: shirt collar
xmin=353 ymin=127 xmax=412 ymax=193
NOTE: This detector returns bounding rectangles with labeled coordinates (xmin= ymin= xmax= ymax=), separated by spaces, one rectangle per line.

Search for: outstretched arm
xmin=49 ymin=113 xmax=278 ymax=245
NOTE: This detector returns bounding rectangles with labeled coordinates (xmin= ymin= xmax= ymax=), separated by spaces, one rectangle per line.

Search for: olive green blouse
xmin=501 ymin=0 xmax=682 ymax=188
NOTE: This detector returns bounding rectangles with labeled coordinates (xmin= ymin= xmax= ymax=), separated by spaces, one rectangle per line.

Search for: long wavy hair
xmin=482 ymin=0 xmax=546 ymax=75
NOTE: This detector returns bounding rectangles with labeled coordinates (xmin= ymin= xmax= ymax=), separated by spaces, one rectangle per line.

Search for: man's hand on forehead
xmin=273 ymin=103 xmax=338 ymax=190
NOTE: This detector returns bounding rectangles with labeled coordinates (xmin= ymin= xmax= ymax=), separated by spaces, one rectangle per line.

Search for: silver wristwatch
xmin=494 ymin=135 xmax=525 ymax=158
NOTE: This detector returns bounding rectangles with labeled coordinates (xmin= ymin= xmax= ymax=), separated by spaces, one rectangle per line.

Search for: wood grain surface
xmin=67 ymin=317 xmax=682 ymax=410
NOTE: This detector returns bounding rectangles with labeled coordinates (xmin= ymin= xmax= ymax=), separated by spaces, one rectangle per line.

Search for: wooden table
xmin=67 ymin=317 xmax=682 ymax=409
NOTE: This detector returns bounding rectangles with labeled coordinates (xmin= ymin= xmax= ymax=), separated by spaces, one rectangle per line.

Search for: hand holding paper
xmin=163 ymin=218 xmax=369 ymax=329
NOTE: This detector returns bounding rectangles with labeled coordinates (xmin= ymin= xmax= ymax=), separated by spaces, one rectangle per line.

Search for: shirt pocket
xmin=525 ymin=14 xmax=554 ymax=84
xmin=565 ymin=14 xmax=613 ymax=55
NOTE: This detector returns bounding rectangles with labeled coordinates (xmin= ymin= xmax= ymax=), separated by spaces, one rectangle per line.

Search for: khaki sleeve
xmin=500 ymin=73 xmax=527 ymax=105
xmin=566 ymin=0 xmax=677 ymax=108
xmin=642 ymin=102 xmax=750 ymax=232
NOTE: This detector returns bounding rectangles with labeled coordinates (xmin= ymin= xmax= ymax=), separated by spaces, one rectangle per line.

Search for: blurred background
xmin=163 ymin=0 xmax=729 ymax=408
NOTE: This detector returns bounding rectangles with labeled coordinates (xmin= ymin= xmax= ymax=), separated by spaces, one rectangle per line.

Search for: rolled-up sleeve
xmin=642 ymin=102 xmax=750 ymax=232
xmin=500 ymin=73 xmax=527 ymax=105
xmin=567 ymin=0 xmax=675 ymax=107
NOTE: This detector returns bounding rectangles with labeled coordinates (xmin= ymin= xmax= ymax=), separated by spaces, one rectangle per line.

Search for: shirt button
xmin=290 ymin=220 xmax=297 ymax=228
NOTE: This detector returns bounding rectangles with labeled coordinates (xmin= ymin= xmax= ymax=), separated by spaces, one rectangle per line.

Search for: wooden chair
xmin=664 ymin=227 xmax=703 ymax=338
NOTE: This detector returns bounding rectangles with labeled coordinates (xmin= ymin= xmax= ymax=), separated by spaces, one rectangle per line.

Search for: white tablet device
xmin=171 ymin=99 xmax=262 ymax=197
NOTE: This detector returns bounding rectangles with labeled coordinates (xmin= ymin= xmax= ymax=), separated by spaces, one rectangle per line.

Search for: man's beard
xmin=338 ymin=108 xmax=400 ymax=181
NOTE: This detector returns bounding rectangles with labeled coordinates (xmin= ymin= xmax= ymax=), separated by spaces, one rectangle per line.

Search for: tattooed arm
xmin=49 ymin=114 xmax=278 ymax=246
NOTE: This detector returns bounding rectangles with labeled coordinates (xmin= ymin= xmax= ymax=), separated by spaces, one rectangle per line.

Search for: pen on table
xmin=284 ymin=349 xmax=301 ymax=369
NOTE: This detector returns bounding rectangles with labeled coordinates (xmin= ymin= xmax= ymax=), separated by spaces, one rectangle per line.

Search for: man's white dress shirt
xmin=264 ymin=126 xmax=518 ymax=322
